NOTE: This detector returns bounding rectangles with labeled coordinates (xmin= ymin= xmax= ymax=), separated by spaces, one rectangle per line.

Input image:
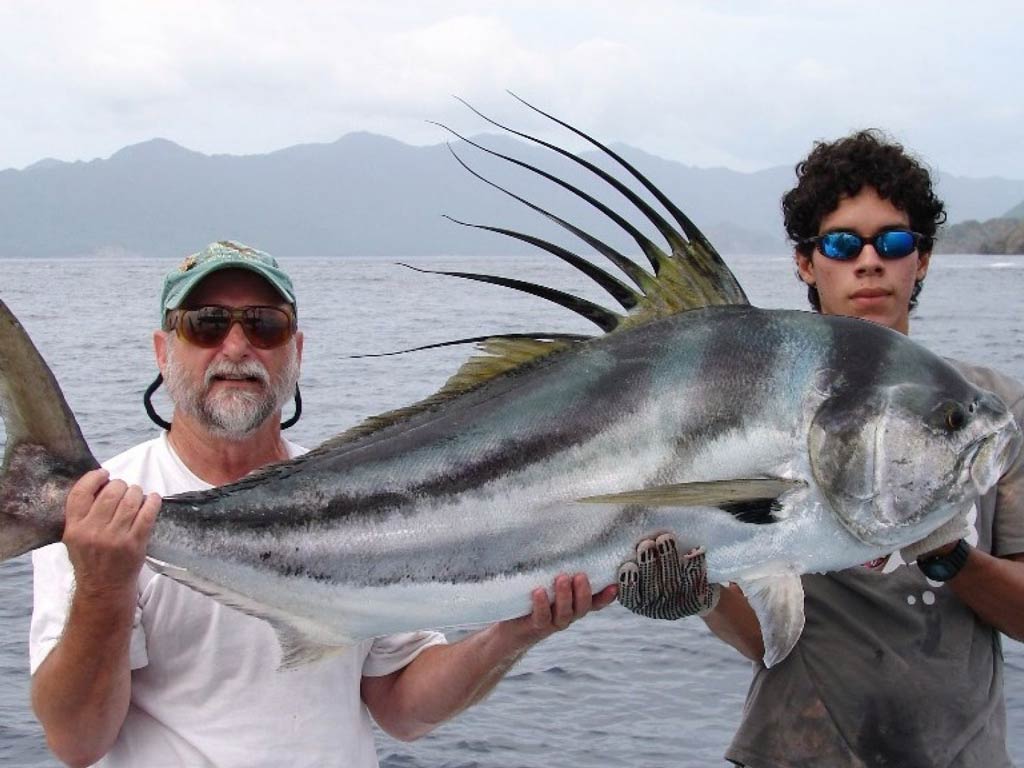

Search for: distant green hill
xmin=3 ymin=132 xmax=1024 ymax=259
xmin=0 ymin=134 xmax=790 ymax=258
xmin=1004 ymin=199 xmax=1024 ymax=219
xmin=937 ymin=217 xmax=1024 ymax=254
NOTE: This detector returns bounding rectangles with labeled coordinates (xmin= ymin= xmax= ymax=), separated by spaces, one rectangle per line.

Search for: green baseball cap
xmin=160 ymin=240 xmax=297 ymax=323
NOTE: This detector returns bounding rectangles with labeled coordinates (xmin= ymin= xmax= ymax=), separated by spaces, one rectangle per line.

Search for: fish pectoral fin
xmin=577 ymin=478 xmax=804 ymax=524
xmin=736 ymin=573 xmax=806 ymax=668
xmin=145 ymin=557 xmax=350 ymax=670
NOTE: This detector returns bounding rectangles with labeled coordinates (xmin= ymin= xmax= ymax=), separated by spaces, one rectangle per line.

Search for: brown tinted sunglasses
xmin=165 ymin=305 xmax=297 ymax=349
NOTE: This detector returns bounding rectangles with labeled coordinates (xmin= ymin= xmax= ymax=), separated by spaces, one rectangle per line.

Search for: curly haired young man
xmin=623 ymin=131 xmax=1024 ymax=768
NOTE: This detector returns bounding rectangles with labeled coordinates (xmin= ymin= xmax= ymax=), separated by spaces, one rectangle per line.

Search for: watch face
xmin=918 ymin=540 xmax=969 ymax=582
xmin=919 ymin=559 xmax=956 ymax=582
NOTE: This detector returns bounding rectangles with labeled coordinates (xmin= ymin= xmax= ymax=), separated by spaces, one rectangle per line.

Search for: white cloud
xmin=0 ymin=0 xmax=1021 ymax=178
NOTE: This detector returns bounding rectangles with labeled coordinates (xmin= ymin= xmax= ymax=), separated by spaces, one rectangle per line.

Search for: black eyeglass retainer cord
xmin=143 ymin=374 xmax=302 ymax=431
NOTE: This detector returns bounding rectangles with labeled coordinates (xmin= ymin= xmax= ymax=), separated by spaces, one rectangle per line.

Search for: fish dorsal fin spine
xmin=331 ymin=97 xmax=749 ymax=448
xmin=317 ymin=335 xmax=579 ymax=451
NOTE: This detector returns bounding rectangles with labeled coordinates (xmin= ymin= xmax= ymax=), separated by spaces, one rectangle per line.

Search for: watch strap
xmin=917 ymin=538 xmax=970 ymax=582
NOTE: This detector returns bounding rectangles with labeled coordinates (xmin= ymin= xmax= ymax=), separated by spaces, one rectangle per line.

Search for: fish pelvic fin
xmin=737 ymin=573 xmax=806 ymax=668
xmin=577 ymin=478 xmax=804 ymax=525
xmin=146 ymin=557 xmax=350 ymax=670
xmin=0 ymin=299 xmax=98 ymax=561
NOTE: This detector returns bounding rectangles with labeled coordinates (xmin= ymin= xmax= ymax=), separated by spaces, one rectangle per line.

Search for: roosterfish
xmin=1 ymin=96 xmax=1020 ymax=667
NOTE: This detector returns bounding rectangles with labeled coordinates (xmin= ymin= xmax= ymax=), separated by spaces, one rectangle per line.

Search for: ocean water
xmin=1 ymin=252 xmax=1023 ymax=767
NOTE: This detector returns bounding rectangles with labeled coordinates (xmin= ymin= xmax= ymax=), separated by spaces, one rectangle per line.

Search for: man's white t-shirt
xmin=30 ymin=433 xmax=447 ymax=768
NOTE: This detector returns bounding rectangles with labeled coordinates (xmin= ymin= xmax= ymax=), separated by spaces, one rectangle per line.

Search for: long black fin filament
xmin=506 ymin=90 xmax=749 ymax=306
xmin=441 ymin=216 xmax=640 ymax=311
xmin=425 ymin=97 xmax=750 ymax=335
xmin=433 ymin=122 xmax=671 ymax=277
xmin=440 ymin=138 xmax=659 ymax=296
xmin=438 ymin=106 xmax=749 ymax=310
xmin=346 ymin=333 xmax=593 ymax=360
xmin=319 ymin=96 xmax=750 ymax=451
xmin=397 ymin=264 xmax=622 ymax=333
xmin=454 ymin=95 xmax=693 ymax=269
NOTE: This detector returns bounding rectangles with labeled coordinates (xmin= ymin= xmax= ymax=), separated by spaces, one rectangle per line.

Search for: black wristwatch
xmin=917 ymin=539 xmax=971 ymax=582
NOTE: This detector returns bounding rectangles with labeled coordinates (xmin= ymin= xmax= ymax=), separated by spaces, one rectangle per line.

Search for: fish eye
xmin=945 ymin=404 xmax=968 ymax=431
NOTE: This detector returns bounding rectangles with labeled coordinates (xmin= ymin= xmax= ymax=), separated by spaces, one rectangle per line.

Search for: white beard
xmin=164 ymin=339 xmax=300 ymax=440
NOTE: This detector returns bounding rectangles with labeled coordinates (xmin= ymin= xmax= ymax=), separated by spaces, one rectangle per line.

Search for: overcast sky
xmin=1 ymin=1 xmax=1021 ymax=178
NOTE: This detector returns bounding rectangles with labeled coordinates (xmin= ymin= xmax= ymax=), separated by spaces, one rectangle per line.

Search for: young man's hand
xmin=900 ymin=508 xmax=972 ymax=564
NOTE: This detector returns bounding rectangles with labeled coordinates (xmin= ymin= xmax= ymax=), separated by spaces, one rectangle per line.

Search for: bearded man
xmin=29 ymin=241 xmax=614 ymax=768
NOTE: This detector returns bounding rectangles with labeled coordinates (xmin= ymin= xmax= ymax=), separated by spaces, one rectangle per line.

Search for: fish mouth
xmin=966 ymin=424 xmax=1021 ymax=494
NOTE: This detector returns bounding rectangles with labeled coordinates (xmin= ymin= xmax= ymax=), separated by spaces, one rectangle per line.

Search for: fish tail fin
xmin=0 ymin=298 xmax=98 ymax=560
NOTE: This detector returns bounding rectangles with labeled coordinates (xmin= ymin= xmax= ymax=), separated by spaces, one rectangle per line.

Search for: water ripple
xmin=1 ymin=254 xmax=1022 ymax=767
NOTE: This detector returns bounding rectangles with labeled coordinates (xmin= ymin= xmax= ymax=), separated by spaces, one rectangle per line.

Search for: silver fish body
xmin=140 ymin=306 xmax=1019 ymax=664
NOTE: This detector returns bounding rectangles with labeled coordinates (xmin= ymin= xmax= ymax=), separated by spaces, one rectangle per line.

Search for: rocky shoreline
xmin=936 ymin=216 xmax=1024 ymax=255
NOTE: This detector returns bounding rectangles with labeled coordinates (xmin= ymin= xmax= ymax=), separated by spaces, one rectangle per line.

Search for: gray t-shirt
xmin=726 ymin=361 xmax=1024 ymax=768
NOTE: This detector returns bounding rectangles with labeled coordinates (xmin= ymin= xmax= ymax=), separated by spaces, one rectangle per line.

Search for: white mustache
xmin=204 ymin=359 xmax=270 ymax=388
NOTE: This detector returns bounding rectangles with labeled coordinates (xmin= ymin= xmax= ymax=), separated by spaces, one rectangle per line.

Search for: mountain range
xmin=2 ymin=133 xmax=1023 ymax=259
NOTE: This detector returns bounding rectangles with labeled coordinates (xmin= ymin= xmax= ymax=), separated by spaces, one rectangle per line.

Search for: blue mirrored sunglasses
xmin=801 ymin=229 xmax=928 ymax=261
